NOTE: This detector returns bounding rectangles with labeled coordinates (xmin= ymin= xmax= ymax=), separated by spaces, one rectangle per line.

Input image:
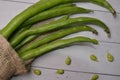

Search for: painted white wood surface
xmin=1 ymin=0 xmax=120 ymax=13
xmin=12 ymin=67 xmax=120 ymax=80
xmin=0 ymin=0 xmax=120 ymax=80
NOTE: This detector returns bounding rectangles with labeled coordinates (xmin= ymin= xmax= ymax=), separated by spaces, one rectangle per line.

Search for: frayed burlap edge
xmin=0 ymin=35 xmax=27 ymax=80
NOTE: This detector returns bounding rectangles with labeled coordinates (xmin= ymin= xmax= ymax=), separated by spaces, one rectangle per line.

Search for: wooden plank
xmin=32 ymin=42 xmax=120 ymax=75
xmin=0 ymin=1 xmax=31 ymax=29
xmin=0 ymin=0 xmax=38 ymax=3
xmin=76 ymin=0 xmax=120 ymax=13
xmin=1 ymin=0 xmax=120 ymax=13
xmin=11 ymin=67 xmax=120 ymax=80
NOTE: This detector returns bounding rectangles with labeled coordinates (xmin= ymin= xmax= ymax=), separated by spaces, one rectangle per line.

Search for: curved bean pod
xmin=42 ymin=0 xmax=115 ymax=15
xmin=14 ymin=35 xmax=37 ymax=50
xmin=9 ymin=25 xmax=32 ymax=41
xmin=1 ymin=0 xmax=115 ymax=39
xmin=1 ymin=0 xmax=70 ymax=38
xmin=90 ymin=0 xmax=116 ymax=15
xmin=9 ymin=6 xmax=90 ymax=42
xmin=44 ymin=0 xmax=116 ymax=15
xmin=14 ymin=15 xmax=70 ymax=50
xmin=10 ymin=3 xmax=76 ymax=39
xmin=20 ymin=6 xmax=91 ymax=27
xmin=18 ymin=25 xmax=98 ymax=53
xmin=19 ymin=36 xmax=98 ymax=61
xmin=10 ymin=17 xmax=110 ymax=47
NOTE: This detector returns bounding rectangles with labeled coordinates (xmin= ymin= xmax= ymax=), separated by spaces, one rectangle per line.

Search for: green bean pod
xmin=19 ymin=36 xmax=98 ymax=61
xmin=9 ymin=3 xmax=76 ymax=40
xmin=14 ymin=35 xmax=37 ymax=50
xmin=1 ymin=0 xmax=72 ymax=38
xmin=10 ymin=17 xmax=109 ymax=47
xmin=1 ymin=0 xmax=115 ymax=39
xmin=9 ymin=5 xmax=90 ymax=42
xmin=20 ymin=6 xmax=91 ymax=27
xmin=9 ymin=25 xmax=32 ymax=41
xmin=14 ymin=15 xmax=70 ymax=50
xmin=51 ymin=3 xmax=76 ymax=9
xmin=90 ymin=0 xmax=116 ymax=15
xmin=40 ymin=0 xmax=49 ymax=3
xmin=18 ymin=26 xmax=98 ymax=53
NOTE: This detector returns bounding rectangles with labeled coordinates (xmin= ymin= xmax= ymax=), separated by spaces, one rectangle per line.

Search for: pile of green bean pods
xmin=0 ymin=0 xmax=116 ymax=61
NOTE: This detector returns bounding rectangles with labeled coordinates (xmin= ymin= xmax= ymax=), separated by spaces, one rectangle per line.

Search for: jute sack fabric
xmin=0 ymin=35 xmax=27 ymax=80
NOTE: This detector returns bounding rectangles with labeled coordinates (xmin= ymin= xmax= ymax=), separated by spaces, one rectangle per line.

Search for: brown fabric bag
xmin=0 ymin=35 xmax=27 ymax=80
xmin=0 ymin=19 xmax=54 ymax=80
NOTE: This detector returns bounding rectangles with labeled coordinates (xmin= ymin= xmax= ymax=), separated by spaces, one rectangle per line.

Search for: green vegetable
xmin=19 ymin=36 xmax=98 ymax=61
xmin=10 ymin=5 xmax=81 ymax=42
xmin=107 ymin=52 xmax=114 ymax=62
xmin=90 ymin=54 xmax=98 ymax=62
xmin=40 ymin=0 xmax=75 ymax=9
xmin=40 ymin=0 xmax=49 ymax=3
xmin=14 ymin=35 xmax=37 ymax=50
xmin=9 ymin=3 xmax=75 ymax=41
xmin=51 ymin=3 xmax=76 ymax=9
xmin=56 ymin=15 xmax=70 ymax=21
xmin=65 ymin=56 xmax=71 ymax=65
xmin=18 ymin=25 xmax=98 ymax=53
xmin=20 ymin=6 xmax=91 ymax=28
xmin=40 ymin=0 xmax=116 ymax=15
xmin=91 ymin=74 xmax=99 ymax=80
xmin=90 ymin=0 xmax=116 ymax=15
xmin=10 ymin=6 xmax=90 ymax=41
xmin=33 ymin=69 xmax=41 ymax=75
xmin=1 ymin=0 xmax=115 ymax=39
xmin=10 ymin=17 xmax=109 ymax=47
xmin=56 ymin=69 xmax=64 ymax=74
xmin=14 ymin=15 xmax=70 ymax=50
xmin=0 ymin=0 xmax=52 ymax=39
xmin=8 ymin=25 xmax=32 ymax=41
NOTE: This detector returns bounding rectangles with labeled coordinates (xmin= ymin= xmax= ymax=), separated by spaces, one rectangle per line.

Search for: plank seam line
xmin=32 ymin=66 xmax=120 ymax=77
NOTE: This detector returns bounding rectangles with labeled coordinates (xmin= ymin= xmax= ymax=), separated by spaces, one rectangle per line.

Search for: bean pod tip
xmin=92 ymin=39 xmax=99 ymax=45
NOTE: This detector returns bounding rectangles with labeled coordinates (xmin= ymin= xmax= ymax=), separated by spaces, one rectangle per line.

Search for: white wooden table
xmin=0 ymin=0 xmax=120 ymax=80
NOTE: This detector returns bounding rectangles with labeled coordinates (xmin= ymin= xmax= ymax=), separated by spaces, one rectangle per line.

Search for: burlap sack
xmin=0 ymin=35 xmax=27 ymax=80
xmin=0 ymin=19 xmax=54 ymax=80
